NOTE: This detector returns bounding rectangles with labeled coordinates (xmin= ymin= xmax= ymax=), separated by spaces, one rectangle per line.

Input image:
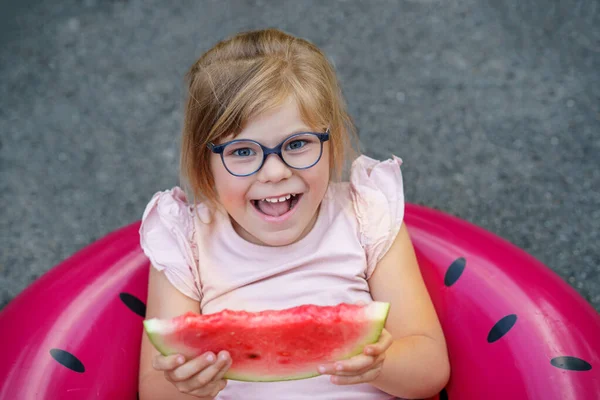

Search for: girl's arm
xmin=367 ymin=223 xmax=450 ymax=399
xmin=138 ymin=265 xmax=202 ymax=400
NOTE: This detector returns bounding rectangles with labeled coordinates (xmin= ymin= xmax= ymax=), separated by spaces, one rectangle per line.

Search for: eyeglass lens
xmin=222 ymin=133 xmax=323 ymax=176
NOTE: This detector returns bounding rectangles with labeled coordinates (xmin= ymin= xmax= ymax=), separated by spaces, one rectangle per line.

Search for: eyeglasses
xmin=207 ymin=129 xmax=330 ymax=177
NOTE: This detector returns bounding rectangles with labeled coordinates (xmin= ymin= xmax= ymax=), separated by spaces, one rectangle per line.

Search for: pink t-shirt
xmin=140 ymin=155 xmax=405 ymax=400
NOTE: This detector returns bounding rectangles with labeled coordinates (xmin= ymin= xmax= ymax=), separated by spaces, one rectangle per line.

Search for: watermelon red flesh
xmin=143 ymin=302 xmax=390 ymax=382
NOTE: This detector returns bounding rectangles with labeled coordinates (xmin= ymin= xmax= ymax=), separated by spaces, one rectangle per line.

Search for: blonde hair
xmin=179 ymin=28 xmax=358 ymax=208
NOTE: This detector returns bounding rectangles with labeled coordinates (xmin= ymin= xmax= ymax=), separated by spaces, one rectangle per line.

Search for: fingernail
xmin=177 ymin=356 xmax=185 ymax=364
xmin=336 ymin=364 xmax=343 ymax=371
xmin=318 ymin=366 xmax=326 ymax=373
xmin=219 ymin=351 xmax=228 ymax=361
xmin=206 ymin=353 xmax=215 ymax=363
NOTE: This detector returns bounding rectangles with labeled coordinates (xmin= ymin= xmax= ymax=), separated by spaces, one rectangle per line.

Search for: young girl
xmin=138 ymin=28 xmax=449 ymax=400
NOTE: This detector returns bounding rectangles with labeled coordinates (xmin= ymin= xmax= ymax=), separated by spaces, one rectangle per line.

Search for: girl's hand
xmin=152 ymin=351 xmax=231 ymax=399
xmin=318 ymin=328 xmax=394 ymax=385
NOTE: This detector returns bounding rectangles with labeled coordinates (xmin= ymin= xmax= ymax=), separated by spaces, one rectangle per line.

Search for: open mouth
xmin=251 ymin=193 xmax=302 ymax=218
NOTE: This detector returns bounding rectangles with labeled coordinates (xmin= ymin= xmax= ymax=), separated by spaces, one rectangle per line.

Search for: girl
xmin=138 ymin=28 xmax=449 ymax=400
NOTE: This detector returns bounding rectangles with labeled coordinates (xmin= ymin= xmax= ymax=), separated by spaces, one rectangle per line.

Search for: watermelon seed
xmin=49 ymin=348 xmax=85 ymax=373
xmin=550 ymin=356 xmax=592 ymax=371
xmin=487 ymin=314 xmax=517 ymax=343
xmin=119 ymin=293 xmax=146 ymax=317
xmin=247 ymin=353 xmax=261 ymax=359
xmin=439 ymin=387 xmax=449 ymax=400
xmin=444 ymin=258 xmax=466 ymax=287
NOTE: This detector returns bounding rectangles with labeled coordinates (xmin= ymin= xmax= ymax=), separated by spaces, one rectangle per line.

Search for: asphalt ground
xmin=1 ymin=0 xmax=599 ymax=311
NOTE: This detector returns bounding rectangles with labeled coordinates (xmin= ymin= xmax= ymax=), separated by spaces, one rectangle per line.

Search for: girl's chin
xmin=234 ymin=215 xmax=309 ymax=247
xmin=245 ymin=226 xmax=305 ymax=247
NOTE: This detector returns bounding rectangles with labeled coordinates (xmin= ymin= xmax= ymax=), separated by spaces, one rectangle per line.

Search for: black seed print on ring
xmin=439 ymin=387 xmax=449 ymax=400
xmin=119 ymin=292 xmax=146 ymax=317
xmin=551 ymin=356 xmax=592 ymax=371
xmin=444 ymin=257 xmax=466 ymax=287
xmin=49 ymin=348 xmax=85 ymax=373
xmin=487 ymin=314 xmax=517 ymax=343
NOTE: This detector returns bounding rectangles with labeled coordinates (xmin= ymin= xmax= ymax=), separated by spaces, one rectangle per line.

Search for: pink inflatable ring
xmin=1 ymin=204 xmax=599 ymax=399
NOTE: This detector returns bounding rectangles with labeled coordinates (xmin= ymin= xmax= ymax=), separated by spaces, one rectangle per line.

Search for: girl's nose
xmin=256 ymin=154 xmax=292 ymax=183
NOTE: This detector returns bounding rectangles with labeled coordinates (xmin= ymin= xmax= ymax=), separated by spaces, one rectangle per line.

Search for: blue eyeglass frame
xmin=207 ymin=128 xmax=330 ymax=177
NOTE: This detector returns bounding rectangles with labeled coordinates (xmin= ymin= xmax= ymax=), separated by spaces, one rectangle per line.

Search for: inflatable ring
xmin=1 ymin=204 xmax=599 ymax=399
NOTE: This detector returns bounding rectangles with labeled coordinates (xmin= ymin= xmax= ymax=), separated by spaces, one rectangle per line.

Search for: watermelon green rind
xmin=225 ymin=365 xmax=320 ymax=382
xmin=339 ymin=301 xmax=390 ymax=358
xmin=143 ymin=302 xmax=390 ymax=382
xmin=142 ymin=319 xmax=176 ymax=357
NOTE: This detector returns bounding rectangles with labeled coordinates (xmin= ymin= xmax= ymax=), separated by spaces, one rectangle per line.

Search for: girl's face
xmin=209 ymin=97 xmax=331 ymax=247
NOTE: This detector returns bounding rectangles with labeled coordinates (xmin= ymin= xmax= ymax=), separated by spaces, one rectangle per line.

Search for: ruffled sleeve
xmin=139 ymin=187 xmax=202 ymax=301
xmin=350 ymin=155 xmax=405 ymax=279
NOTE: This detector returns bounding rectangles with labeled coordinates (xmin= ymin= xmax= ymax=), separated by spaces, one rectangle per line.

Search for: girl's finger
xmin=167 ymin=352 xmax=218 ymax=382
xmin=332 ymin=358 xmax=384 ymax=376
xmin=152 ymin=354 xmax=185 ymax=372
xmin=212 ymin=351 xmax=233 ymax=380
xmin=364 ymin=329 xmax=394 ymax=356
xmin=330 ymin=364 xmax=383 ymax=385
xmin=171 ymin=356 xmax=228 ymax=394
xmin=185 ymin=351 xmax=231 ymax=389
xmin=331 ymin=354 xmax=376 ymax=374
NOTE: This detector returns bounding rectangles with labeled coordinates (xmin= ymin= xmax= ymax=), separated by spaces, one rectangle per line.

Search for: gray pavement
xmin=1 ymin=0 xmax=599 ymax=311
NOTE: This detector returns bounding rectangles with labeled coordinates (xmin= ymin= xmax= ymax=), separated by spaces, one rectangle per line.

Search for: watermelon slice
xmin=143 ymin=301 xmax=390 ymax=382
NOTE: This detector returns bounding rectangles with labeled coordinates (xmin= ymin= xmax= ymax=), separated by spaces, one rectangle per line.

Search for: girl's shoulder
xmin=346 ymin=154 xmax=405 ymax=276
xmin=138 ymin=187 xmax=203 ymax=301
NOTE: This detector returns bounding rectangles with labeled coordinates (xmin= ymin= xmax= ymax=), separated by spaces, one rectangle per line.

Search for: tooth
xmin=278 ymin=196 xmax=287 ymax=202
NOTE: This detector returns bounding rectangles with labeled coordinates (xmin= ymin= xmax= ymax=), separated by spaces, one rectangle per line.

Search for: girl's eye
xmin=286 ymin=140 xmax=306 ymax=150
xmin=232 ymin=148 xmax=255 ymax=157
